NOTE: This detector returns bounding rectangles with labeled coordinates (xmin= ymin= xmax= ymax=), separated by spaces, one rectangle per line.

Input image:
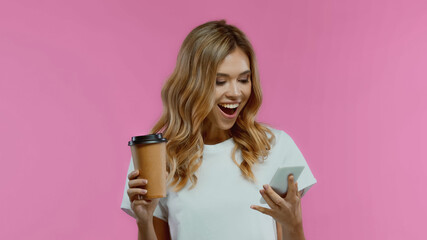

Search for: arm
xmin=127 ymin=170 xmax=171 ymax=240
xmin=275 ymin=190 xmax=305 ymax=240
xmin=277 ymin=223 xmax=305 ymax=240
xmin=251 ymin=174 xmax=309 ymax=239
xmin=137 ymin=217 xmax=171 ymax=240
xmin=153 ymin=217 xmax=171 ymax=240
xmin=137 ymin=219 xmax=156 ymax=240
xmin=276 ymin=221 xmax=282 ymax=240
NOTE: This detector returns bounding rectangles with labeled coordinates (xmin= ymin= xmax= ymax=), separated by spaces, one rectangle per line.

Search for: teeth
xmin=219 ymin=103 xmax=239 ymax=109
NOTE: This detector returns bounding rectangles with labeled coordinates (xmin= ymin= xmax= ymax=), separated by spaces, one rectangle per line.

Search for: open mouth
xmin=218 ymin=103 xmax=239 ymax=116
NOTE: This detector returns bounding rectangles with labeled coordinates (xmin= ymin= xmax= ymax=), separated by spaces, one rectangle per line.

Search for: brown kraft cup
xmin=128 ymin=133 xmax=167 ymax=199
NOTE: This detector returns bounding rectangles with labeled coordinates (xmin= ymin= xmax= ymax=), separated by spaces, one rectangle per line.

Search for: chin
xmin=218 ymin=121 xmax=237 ymax=131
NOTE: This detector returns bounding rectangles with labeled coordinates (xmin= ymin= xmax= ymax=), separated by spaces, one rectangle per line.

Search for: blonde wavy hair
xmin=151 ymin=20 xmax=275 ymax=192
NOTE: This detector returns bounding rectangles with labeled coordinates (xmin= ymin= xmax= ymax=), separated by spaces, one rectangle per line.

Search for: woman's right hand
xmin=127 ymin=170 xmax=159 ymax=223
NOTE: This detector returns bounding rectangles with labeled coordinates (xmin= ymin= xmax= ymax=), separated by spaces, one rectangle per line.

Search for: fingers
xmin=131 ymin=199 xmax=153 ymax=209
xmin=263 ymin=184 xmax=285 ymax=207
xmin=127 ymin=188 xmax=147 ymax=202
xmin=128 ymin=170 xmax=139 ymax=180
xmin=250 ymin=205 xmax=275 ymax=217
xmin=132 ymin=199 xmax=152 ymax=205
xmin=127 ymin=170 xmax=148 ymax=202
xmin=298 ymin=189 xmax=305 ymax=198
xmin=128 ymin=178 xmax=148 ymax=188
xmin=280 ymin=192 xmax=288 ymax=198
xmin=260 ymin=188 xmax=279 ymax=209
xmin=286 ymin=174 xmax=297 ymax=198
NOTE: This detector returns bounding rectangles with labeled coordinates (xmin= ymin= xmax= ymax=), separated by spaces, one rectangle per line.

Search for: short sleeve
xmin=153 ymin=195 xmax=169 ymax=222
xmin=120 ymin=157 xmax=137 ymax=219
xmin=279 ymin=130 xmax=317 ymax=198
xmin=120 ymin=157 xmax=169 ymax=221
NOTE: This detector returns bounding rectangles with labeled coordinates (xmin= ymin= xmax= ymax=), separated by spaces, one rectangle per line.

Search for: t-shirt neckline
xmin=203 ymin=137 xmax=234 ymax=152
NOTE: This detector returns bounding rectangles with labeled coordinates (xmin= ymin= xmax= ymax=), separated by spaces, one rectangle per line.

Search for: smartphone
xmin=260 ymin=166 xmax=305 ymax=204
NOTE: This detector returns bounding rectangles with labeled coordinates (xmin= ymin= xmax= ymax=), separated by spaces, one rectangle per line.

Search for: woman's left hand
xmin=250 ymin=174 xmax=303 ymax=231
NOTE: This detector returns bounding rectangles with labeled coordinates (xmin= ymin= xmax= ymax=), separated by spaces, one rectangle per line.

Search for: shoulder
xmin=261 ymin=124 xmax=293 ymax=146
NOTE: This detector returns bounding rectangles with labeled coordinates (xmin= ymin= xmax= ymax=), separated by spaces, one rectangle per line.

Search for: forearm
xmin=137 ymin=219 xmax=158 ymax=240
xmin=280 ymin=223 xmax=305 ymax=240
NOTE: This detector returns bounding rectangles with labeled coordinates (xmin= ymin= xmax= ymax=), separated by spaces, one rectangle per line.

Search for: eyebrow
xmin=216 ymin=70 xmax=251 ymax=77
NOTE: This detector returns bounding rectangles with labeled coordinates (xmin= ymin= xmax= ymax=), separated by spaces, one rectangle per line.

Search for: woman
xmin=121 ymin=20 xmax=317 ymax=240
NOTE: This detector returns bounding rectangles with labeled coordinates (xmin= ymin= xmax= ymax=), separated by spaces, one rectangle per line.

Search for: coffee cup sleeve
xmin=120 ymin=157 xmax=169 ymax=221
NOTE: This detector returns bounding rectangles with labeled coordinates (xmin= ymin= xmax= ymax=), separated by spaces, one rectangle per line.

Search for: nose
xmin=225 ymin=80 xmax=241 ymax=99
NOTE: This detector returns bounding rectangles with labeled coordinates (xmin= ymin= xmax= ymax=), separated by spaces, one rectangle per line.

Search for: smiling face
xmin=203 ymin=47 xmax=252 ymax=143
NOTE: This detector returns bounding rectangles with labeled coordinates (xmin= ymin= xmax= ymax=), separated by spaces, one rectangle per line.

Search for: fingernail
xmin=250 ymin=205 xmax=255 ymax=209
xmin=144 ymin=179 xmax=148 ymax=184
xmin=263 ymin=184 xmax=268 ymax=190
xmin=142 ymin=189 xmax=147 ymax=194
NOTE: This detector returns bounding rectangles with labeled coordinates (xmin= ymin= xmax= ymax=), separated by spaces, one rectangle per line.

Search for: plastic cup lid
xmin=128 ymin=133 xmax=167 ymax=146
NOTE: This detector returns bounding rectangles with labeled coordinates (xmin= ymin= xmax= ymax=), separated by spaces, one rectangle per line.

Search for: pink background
xmin=1 ymin=0 xmax=426 ymax=239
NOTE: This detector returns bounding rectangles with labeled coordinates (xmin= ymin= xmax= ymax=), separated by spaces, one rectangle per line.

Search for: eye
xmin=238 ymin=78 xmax=250 ymax=83
xmin=216 ymin=79 xmax=226 ymax=86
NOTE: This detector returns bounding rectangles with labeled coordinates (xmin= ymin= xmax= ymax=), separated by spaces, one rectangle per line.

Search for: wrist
xmin=136 ymin=216 xmax=153 ymax=227
xmin=280 ymin=222 xmax=305 ymax=240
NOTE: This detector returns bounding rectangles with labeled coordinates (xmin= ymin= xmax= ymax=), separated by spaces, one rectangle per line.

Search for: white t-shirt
xmin=121 ymin=127 xmax=317 ymax=240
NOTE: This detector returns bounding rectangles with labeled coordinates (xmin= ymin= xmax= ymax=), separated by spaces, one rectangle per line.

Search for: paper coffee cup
xmin=128 ymin=133 xmax=167 ymax=199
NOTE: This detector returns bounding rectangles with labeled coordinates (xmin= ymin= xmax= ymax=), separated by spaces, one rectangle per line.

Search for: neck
xmin=202 ymin=121 xmax=231 ymax=145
